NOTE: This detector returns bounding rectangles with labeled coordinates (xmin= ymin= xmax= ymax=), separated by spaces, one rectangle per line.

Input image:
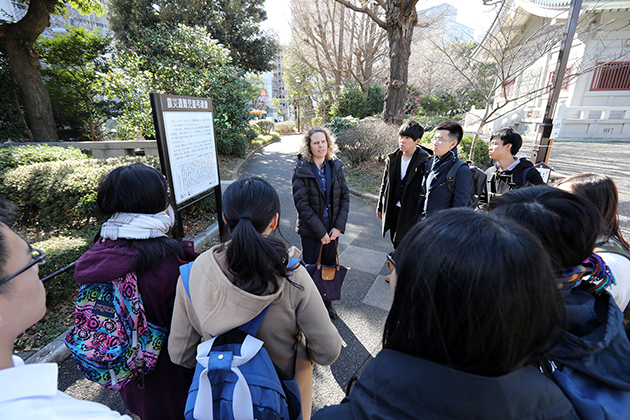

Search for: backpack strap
xmin=446 ymin=158 xmax=466 ymax=193
xmin=179 ymin=261 xmax=195 ymax=301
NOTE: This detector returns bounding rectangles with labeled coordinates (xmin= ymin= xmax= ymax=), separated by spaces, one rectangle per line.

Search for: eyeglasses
xmin=0 ymin=247 xmax=46 ymax=287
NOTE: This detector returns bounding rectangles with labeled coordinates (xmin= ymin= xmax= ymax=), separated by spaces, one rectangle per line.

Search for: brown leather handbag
xmin=305 ymin=242 xmax=348 ymax=301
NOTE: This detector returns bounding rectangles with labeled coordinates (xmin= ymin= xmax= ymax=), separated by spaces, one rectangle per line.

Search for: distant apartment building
xmin=260 ymin=51 xmax=288 ymax=122
xmin=2 ymin=0 xmax=108 ymax=37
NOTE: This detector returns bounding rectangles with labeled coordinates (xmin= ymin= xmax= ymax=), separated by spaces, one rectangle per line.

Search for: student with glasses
xmin=0 ymin=198 xmax=130 ymax=419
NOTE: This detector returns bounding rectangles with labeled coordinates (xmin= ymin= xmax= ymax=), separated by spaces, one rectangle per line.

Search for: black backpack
xmin=445 ymin=158 xmax=487 ymax=208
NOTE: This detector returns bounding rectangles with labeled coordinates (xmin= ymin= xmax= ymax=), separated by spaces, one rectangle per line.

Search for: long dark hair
xmin=96 ymin=163 xmax=183 ymax=274
xmin=222 ymin=177 xmax=300 ymax=295
xmin=489 ymin=186 xmax=601 ymax=270
xmin=383 ymin=208 xmax=561 ymax=377
xmin=555 ymin=173 xmax=629 ymax=253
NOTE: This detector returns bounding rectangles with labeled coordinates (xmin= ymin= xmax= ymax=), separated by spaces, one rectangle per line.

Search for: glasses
xmin=0 ymin=247 xmax=46 ymax=287
xmin=433 ymin=136 xmax=448 ymax=143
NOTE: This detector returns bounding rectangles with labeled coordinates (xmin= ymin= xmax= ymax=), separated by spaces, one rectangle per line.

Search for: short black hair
xmin=384 ymin=208 xmax=561 ymax=376
xmin=491 ymin=127 xmax=523 ymax=155
xmin=97 ymin=163 xmax=169 ymax=217
xmin=489 ymin=186 xmax=601 ymax=270
xmin=435 ymin=121 xmax=463 ymax=144
xmin=398 ymin=120 xmax=425 ymax=141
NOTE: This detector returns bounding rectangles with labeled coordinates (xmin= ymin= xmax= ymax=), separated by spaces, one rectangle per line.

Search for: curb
xmin=26 ymin=137 xmax=284 ymax=366
xmin=349 ymin=187 xmax=378 ymax=203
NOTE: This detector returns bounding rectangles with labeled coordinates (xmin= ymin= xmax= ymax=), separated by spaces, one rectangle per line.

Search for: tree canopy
xmin=107 ymin=0 xmax=279 ymax=73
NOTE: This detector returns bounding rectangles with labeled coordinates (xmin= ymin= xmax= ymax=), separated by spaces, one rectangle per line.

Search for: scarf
xmin=100 ymin=206 xmax=175 ymax=240
xmin=555 ymin=253 xmax=615 ymax=296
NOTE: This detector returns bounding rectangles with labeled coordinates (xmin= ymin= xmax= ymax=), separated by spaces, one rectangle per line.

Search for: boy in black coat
xmin=478 ymin=127 xmax=545 ymax=209
xmin=377 ymin=121 xmax=429 ymax=249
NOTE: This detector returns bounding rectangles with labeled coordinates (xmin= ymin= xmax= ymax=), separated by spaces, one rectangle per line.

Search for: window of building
xmin=546 ymin=67 xmax=572 ymax=93
xmin=499 ymin=79 xmax=516 ymax=98
xmin=590 ymin=62 xmax=630 ymax=91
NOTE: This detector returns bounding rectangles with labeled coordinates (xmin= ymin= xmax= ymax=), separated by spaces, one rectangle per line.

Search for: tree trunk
xmin=1 ymin=0 xmax=60 ymax=142
xmin=382 ymin=3 xmax=416 ymax=125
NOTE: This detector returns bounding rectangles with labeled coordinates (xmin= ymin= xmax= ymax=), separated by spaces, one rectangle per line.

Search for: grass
xmin=344 ymin=159 xmax=385 ymax=196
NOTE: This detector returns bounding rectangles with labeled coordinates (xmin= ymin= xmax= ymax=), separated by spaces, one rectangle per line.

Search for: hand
xmin=329 ymin=228 xmax=340 ymax=241
xmin=321 ymin=233 xmax=331 ymax=244
xmin=376 ymin=211 xmax=382 ymax=220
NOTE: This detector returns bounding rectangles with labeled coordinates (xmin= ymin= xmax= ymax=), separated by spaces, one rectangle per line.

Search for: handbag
xmin=305 ymin=241 xmax=347 ymax=301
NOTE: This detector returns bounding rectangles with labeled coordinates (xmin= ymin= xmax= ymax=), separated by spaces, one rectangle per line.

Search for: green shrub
xmin=415 ymin=116 xmax=465 ymax=132
xmin=325 ymin=116 xmax=359 ymax=137
xmin=35 ymin=231 xmax=96 ymax=306
xmin=459 ymin=135 xmax=491 ymax=168
xmin=244 ymin=127 xmax=258 ymax=141
xmin=252 ymin=120 xmax=274 ymax=135
xmin=2 ymin=160 xmax=111 ymax=227
xmin=337 ymin=120 xmax=398 ymax=165
xmin=0 ymin=145 xmax=87 ymax=174
xmin=274 ymin=121 xmax=296 ymax=134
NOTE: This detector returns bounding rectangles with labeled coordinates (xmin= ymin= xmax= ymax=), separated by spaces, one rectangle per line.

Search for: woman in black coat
xmin=292 ymin=127 xmax=350 ymax=319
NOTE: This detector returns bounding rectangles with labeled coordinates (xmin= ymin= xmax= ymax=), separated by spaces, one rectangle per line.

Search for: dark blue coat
xmin=313 ymin=349 xmax=579 ymax=420
xmin=418 ymin=154 xmax=471 ymax=218
xmin=548 ymin=287 xmax=630 ymax=420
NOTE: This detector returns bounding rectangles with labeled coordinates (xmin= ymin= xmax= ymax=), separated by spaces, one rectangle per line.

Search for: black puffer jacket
xmin=292 ymin=155 xmax=350 ymax=240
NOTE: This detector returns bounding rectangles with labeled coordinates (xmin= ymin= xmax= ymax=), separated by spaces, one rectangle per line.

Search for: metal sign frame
xmin=150 ymin=93 xmax=225 ymax=240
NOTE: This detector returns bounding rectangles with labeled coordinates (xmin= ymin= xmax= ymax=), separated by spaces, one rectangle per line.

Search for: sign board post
xmin=150 ymin=93 xmax=226 ymax=240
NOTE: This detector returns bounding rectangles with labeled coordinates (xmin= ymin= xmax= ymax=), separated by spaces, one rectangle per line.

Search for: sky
xmin=261 ymin=0 xmax=499 ymax=45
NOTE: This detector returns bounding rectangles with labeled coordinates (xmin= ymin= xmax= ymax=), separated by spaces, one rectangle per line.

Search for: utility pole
xmin=531 ymin=0 xmax=583 ymax=164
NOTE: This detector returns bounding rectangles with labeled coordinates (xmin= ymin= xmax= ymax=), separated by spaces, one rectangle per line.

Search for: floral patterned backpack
xmin=64 ymin=272 xmax=166 ymax=389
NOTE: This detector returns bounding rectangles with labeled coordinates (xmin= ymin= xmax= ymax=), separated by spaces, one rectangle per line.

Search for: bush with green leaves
xmin=337 ymin=120 xmax=398 ymax=165
xmin=1 ymin=151 xmax=163 ymax=228
xmin=102 ymin=24 xmax=252 ymax=156
xmin=252 ymin=120 xmax=274 ymax=135
xmin=329 ymin=83 xmax=385 ymax=120
xmin=35 ymin=232 xmax=96 ymax=306
xmin=0 ymin=145 xmax=88 ymax=174
xmin=274 ymin=121 xmax=296 ymax=134
xmin=325 ymin=116 xmax=360 ymax=137
xmin=415 ymin=116 xmax=465 ymax=132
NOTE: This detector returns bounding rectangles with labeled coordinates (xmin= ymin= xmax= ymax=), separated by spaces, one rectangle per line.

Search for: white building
xmin=464 ymin=0 xmax=630 ymax=141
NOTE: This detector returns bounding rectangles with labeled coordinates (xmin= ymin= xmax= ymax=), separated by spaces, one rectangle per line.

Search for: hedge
xmin=274 ymin=121 xmax=296 ymax=134
xmin=35 ymin=232 xmax=96 ymax=306
xmin=0 ymin=144 xmax=88 ymax=174
xmin=337 ymin=121 xmax=398 ymax=165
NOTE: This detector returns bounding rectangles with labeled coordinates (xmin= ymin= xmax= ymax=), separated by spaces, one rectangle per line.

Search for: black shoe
xmin=324 ymin=300 xmax=338 ymax=320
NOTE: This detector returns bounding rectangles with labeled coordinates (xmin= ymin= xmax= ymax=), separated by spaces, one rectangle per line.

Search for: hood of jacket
xmin=184 ymin=244 xmax=301 ymax=336
xmin=550 ymin=287 xmax=630 ymax=390
xmin=321 ymin=349 xmax=577 ymax=420
xmin=74 ymin=239 xmax=138 ymax=284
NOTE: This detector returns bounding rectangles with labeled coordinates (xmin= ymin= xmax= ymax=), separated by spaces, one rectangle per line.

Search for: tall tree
xmin=108 ymin=0 xmax=279 ymax=73
xmin=0 ymin=0 xmax=104 ymax=142
xmin=37 ymin=27 xmax=117 ymax=140
xmin=288 ymin=0 xmax=387 ymax=120
xmin=334 ymin=0 xmax=431 ymax=125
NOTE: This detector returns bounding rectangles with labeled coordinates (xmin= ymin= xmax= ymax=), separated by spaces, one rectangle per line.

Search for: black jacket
xmin=313 ymin=349 xmax=579 ymax=420
xmin=377 ymin=147 xmax=429 ymax=242
xmin=480 ymin=157 xmax=545 ymax=207
xmin=292 ymin=155 xmax=350 ymax=240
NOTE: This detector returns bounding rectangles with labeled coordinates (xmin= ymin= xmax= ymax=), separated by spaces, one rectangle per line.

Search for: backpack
xmin=445 ymin=158 xmax=487 ymax=208
xmin=486 ymin=159 xmax=536 ymax=197
xmin=64 ymin=272 xmax=166 ymax=390
xmin=179 ymin=259 xmax=303 ymax=420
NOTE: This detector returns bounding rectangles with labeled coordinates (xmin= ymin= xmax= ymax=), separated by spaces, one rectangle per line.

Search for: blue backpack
xmin=179 ymin=260 xmax=303 ymax=420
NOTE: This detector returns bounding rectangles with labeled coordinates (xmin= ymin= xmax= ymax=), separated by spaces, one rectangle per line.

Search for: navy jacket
xmin=548 ymin=287 xmax=630 ymax=420
xmin=313 ymin=349 xmax=579 ymax=420
xmin=417 ymin=153 xmax=471 ymax=218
